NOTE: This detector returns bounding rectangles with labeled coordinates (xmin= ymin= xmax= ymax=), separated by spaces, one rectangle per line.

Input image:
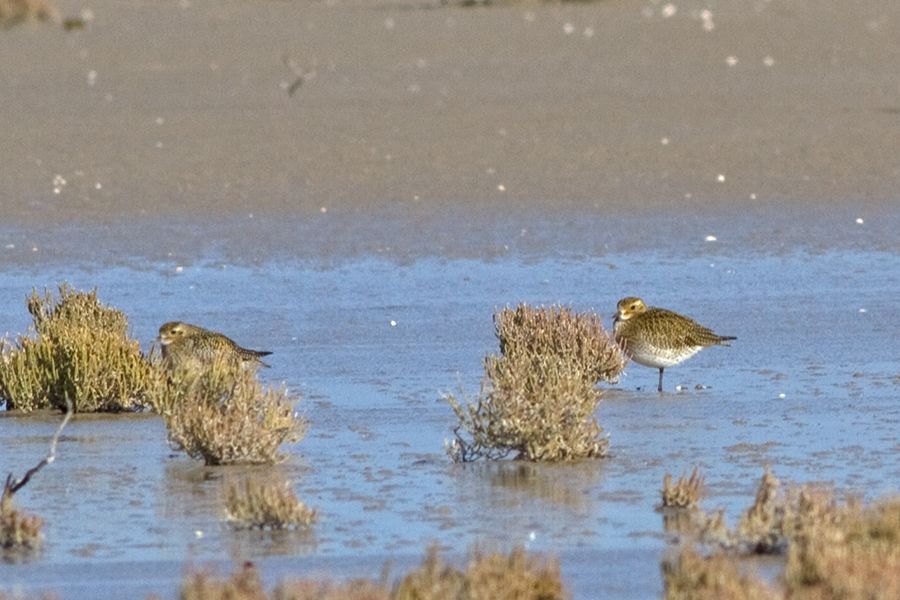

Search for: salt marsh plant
xmin=162 ymin=355 xmax=305 ymax=465
xmin=0 ymin=0 xmax=58 ymax=28
xmin=0 ymin=285 xmax=165 ymax=412
xmin=662 ymin=546 xmax=773 ymax=600
xmin=660 ymin=467 xmax=705 ymax=510
xmin=225 ymin=478 xmax=315 ymax=530
xmin=177 ymin=546 xmax=565 ymax=600
xmin=663 ymin=470 xmax=900 ymax=599
xmin=447 ymin=304 xmax=625 ymax=462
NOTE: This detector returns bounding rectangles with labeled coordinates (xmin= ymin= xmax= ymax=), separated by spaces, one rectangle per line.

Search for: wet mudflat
xmin=1 ymin=230 xmax=897 ymax=598
xmin=2 ymin=0 xmax=899 ymax=595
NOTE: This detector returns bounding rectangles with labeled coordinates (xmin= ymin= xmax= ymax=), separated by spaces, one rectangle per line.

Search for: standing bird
xmin=158 ymin=321 xmax=272 ymax=371
xmin=613 ymin=297 xmax=735 ymax=392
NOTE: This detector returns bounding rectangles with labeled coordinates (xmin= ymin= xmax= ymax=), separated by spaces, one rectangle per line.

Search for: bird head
xmin=614 ymin=297 xmax=647 ymax=322
xmin=158 ymin=321 xmax=194 ymax=345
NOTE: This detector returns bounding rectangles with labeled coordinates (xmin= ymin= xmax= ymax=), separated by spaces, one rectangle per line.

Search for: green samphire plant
xmin=0 ymin=284 xmax=165 ymax=412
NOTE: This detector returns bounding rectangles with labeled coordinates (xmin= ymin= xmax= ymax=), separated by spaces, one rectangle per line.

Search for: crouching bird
xmin=158 ymin=321 xmax=272 ymax=371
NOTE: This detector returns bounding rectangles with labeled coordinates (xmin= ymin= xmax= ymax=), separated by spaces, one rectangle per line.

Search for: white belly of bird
xmin=629 ymin=345 xmax=702 ymax=368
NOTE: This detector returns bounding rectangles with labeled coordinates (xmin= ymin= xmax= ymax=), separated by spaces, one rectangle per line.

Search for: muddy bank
xmin=2 ymin=0 xmax=899 ymax=229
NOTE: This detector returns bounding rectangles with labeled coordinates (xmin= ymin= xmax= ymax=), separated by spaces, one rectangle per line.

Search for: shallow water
xmin=1 ymin=242 xmax=897 ymax=598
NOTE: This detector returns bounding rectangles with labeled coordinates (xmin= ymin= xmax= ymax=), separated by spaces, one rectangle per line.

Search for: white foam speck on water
xmin=763 ymin=56 xmax=775 ymax=67
xmin=750 ymin=193 xmax=757 ymax=200
xmin=661 ymin=137 xmax=670 ymax=145
xmin=858 ymin=308 xmax=867 ymax=314
xmin=584 ymin=27 xmax=595 ymax=38
xmin=390 ymin=320 xmax=397 ymax=327
xmin=497 ymin=184 xmax=506 ymax=192
xmin=717 ymin=174 xmax=726 ymax=182
xmin=856 ymin=217 xmax=864 ymax=224
xmin=563 ymin=23 xmax=575 ymax=35
xmin=778 ymin=393 xmax=786 ymax=399
xmin=4 ymin=244 xmax=14 ymax=250
xmin=194 ymin=530 xmax=203 ymax=539
xmin=700 ymin=9 xmax=715 ymax=31
xmin=175 ymin=266 xmax=183 ymax=273
xmin=705 ymin=235 xmax=717 ymax=242
xmin=661 ymin=4 xmax=677 ymax=18
xmin=95 ymin=182 xmax=102 ymax=190
xmin=726 ymin=56 xmax=739 ymax=66
xmin=87 ymin=70 xmax=97 ymax=86
xmin=320 ymin=206 xmax=328 ymax=213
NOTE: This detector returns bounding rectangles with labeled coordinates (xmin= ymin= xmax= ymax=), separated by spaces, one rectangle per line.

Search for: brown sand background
xmin=1 ymin=0 xmax=899 ymax=264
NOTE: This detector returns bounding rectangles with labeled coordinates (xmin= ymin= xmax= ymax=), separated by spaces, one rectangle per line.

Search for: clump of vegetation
xmin=162 ymin=355 xmax=305 ymax=465
xmin=783 ymin=496 xmax=900 ymax=598
xmin=177 ymin=546 xmax=565 ymax=600
xmin=662 ymin=546 xmax=774 ymax=600
xmin=0 ymin=0 xmax=58 ymax=28
xmin=692 ymin=470 xmax=825 ymax=554
xmin=1 ymin=404 xmax=70 ymax=560
xmin=447 ymin=304 xmax=625 ymax=462
xmin=0 ymin=285 xmax=166 ymax=413
xmin=0 ymin=492 xmax=43 ymax=556
xmin=661 ymin=468 xmax=705 ymax=510
xmin=663 ymin=470 xmax=900 ymax=599
xmin=225 ymin=478 xmax=315 ymax=530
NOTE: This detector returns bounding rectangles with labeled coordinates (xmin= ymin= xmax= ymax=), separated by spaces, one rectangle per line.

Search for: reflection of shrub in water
xmin=0 ymin=492 xmax=43 ymax=557
xmin=162 ymin=356 xmax=305 ymax=465
xmin=0 ymin=0 xmax=58 ymax=28
xmin=225 ymin=478 xmax=315 ymax=530
xmin=447 ymin=304 xmax=625 ymax=462
xmin=0 ymin=285 xmax=165 ymax=413
xmin=663 ymin=469 xmax=900 ymax=599
xmin=661 ymin=467 xmax=705 ymax=510
xmin=178 ymin=546 xmax=565 ymax=600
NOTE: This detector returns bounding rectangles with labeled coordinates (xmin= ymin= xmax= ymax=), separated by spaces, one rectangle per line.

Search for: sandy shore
xmin=1 ymin=0 xmax=898 ymax=263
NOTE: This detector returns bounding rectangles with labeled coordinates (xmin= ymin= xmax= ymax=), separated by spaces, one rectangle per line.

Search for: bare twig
xmin=3 ymin=397 xmax=72 ymax=498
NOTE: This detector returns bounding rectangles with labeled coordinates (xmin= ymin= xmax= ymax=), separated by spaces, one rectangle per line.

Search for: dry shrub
xmin=225 ymin=478 xmax=315 ymax=530
xmin=0 ymin=285 xmax=165 ymax=412
xmin=665 ymin=469 xmax=900 ymax=599
xmin=447 ymin=304 xmax=625 ymax=462
xmin=177 ymin=547 xmax=565 ymax=600
xmin=694 ymin=470 xmax=838 ymax=555
xmin=0 ymin=491 xmax=43 ymax=555
xmin=394 ymin=546 xmax=565 ymax=600
xmin=661 ymin=467 xmax=705 ymax=510
xmin=784 ymin=497 xmax=900 ymax=599
xmin=163 ymin=356 xmax=305 ymax=465
xmin=0 ymin=0 xmax=58 ymax=28
xmin=179 ymin=561 xmax=267 ymax=600
xmin=662 ymin=546 xmax=773 ymax=600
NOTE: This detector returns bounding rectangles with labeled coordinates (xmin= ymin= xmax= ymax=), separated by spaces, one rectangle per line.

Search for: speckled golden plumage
xmin=158 ymin=321 xmax=271 ymax=371
xmin=613 ymin=297 xmax=734 ymax=392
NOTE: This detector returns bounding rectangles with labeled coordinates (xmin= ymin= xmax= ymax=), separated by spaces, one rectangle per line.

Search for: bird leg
xmin=658 ymin=368 xmax=665 ymax=393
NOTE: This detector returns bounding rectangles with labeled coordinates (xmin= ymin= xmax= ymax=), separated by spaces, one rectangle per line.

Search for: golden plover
xmin=158 ymin=321 xmax=271 ymax=371
xmin=613 ymin=297 xmax=735 ymax=392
